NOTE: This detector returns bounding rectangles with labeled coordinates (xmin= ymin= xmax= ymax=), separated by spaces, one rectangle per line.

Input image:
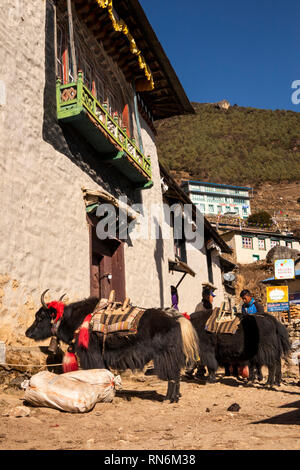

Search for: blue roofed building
xmin=181 ymin=180 xmax=253 ymax=219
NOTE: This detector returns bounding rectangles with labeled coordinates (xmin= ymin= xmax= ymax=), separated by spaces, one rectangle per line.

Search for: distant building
xmin=219 ymin=227 xmax=300 ymax=264
xmin=181 ymin=180 xmax=252 ymax=219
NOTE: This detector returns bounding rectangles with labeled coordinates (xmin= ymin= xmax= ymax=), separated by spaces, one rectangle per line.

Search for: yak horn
xmin=41 ymin=289 xmax=50 ymax=310
xmin=59 ymin=293 xmax=67 ymax=302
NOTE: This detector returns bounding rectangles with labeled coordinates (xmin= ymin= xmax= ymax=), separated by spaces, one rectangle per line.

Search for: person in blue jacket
xmin=240 ymin=289 xmax=265 ymax=315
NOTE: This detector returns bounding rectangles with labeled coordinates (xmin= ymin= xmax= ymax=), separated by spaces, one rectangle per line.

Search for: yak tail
xmin=177 ymin=316 xmax=200 ymax=366
xmin=276 ymin=320 xmax=292 ymax=359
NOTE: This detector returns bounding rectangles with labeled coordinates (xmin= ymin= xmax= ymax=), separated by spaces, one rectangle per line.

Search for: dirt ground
xmin=0 ymin=364 xmax=299 ymax=452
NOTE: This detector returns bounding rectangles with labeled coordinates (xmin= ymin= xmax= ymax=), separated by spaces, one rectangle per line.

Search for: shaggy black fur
xmin=26 ymin=298 xmax=189 ymax=402
xmin=190 ymin=310 xmax=291 ymax=386
xmin=248 ymin=313 xmax=291 ymax=386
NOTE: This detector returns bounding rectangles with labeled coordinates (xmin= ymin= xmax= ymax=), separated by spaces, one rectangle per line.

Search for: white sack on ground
xmin=22 ymin=369 xmax=122 ymax=413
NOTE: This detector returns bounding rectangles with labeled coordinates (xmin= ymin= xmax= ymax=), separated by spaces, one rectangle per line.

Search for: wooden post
xmin=132 ymin=80 xmax=144 ymax=154
xmin=286 ymin=280 xmax=291 ymax=323
xmin=53 ymin=1 xmax=58 ymax=77
xmin=67 ymin=0 xmax=77 ymax=81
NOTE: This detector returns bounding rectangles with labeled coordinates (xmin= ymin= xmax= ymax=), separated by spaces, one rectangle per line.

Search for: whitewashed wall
xmin=0 ymin=1 xmax=168 ymax=341
xmin=0 ymin=0 xmax=227 ymax=345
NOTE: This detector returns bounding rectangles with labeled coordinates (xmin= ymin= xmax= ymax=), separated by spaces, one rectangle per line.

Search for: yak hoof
xmin=207 ymin=377 xmax=217 ymax=384
xmin=170 ymin=396 xmax=179 ymax=404
xmin=265 ymin=383 xmax=275 ymax=390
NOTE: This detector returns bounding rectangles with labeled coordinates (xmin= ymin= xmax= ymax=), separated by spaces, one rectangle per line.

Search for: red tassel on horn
xmin=78 ymin=314 xmax=92 ymax=349
xmin=47 ymin=301 xmax=65 ymax=323
xmin=63 ymin=350 xmax=79 ymax=373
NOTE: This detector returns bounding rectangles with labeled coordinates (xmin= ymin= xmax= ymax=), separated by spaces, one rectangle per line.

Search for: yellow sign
xmin=266 ymin=286 xmax=289 ymax=303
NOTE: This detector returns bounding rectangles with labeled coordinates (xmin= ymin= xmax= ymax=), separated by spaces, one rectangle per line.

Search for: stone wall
xmin=287 ymin=320 xmax=300 ymax=365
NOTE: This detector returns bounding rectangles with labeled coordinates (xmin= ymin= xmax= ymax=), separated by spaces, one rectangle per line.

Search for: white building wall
xmin=233 ymin=234 xmax=300 ymax=264
xmin=165 ymin=244 xmax=224 ymax=314
xmin=0 ymin=1 xmax=228 ymax=344
xmin=123 ymin=117 xmax=171 ymax=310
xmin=0 ymin=1 xmax=173 ymax=342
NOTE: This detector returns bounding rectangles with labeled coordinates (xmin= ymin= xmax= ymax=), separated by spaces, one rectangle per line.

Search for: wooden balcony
xmin=56 ymin=72 xmax=153 ymax=189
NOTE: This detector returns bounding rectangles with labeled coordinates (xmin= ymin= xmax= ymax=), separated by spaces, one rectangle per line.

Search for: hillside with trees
xmin=155 ymin=102 xmax=300 ymax=186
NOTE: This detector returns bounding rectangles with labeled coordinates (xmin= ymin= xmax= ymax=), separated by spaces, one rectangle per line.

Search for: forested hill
xmin=155 ymin=102 xmax=300 ymax=186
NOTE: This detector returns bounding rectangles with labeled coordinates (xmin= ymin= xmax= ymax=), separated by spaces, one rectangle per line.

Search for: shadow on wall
xmin=153 ymin=217 xmax=164 ymax=309
xmin=42 ymin=0 xmax=142 ymax=207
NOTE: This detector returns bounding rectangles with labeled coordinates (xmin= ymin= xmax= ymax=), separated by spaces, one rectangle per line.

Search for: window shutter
xmin=122 ymin=104 xmax=130 ymax=137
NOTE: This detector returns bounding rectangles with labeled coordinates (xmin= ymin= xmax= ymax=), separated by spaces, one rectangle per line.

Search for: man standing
xmin=185 ymin=285 xmax=216 ymax=380
xmin=194 ymin=285 xmax=216 ymax=314
xmin=240 ymin=289 xmax=265 ymax=315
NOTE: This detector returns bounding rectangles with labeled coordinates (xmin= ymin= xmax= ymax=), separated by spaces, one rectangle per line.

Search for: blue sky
xmin=139 ymin=0 xmax=300 ymax=111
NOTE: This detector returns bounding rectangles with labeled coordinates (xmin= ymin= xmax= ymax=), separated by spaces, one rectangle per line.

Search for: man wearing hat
xmin=194 ymin=284 xmax=216 ymax=313
xmin=185 ymin=284 xmax=216 ymax=380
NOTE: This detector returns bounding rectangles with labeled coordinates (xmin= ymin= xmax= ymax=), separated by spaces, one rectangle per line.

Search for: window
xmin=242 ymin=236 xmax=253 ymax=249
xmin=253 ymin=254 xmax=260 ymax=262
xmin=208 ymin=205 xmax=214 ymax=213
xmin=286 ymin=241 xmax=293 ymax=248
xmin=233 ymin=206 xmax=239 ymax=214
xmin=192 ymin=194 xmax=204 ymax=202
xmin=217 ymin=206 xmax=222 ymax=214
xmin=171 ymin=212 xmax=187 ymax=263
xmin=258 ymin=238 xmax=266 ymax=250
xmin=199 ymin=204 xmax=206 ymax=213
xmin=270 ymin=239 xmax=280 ymax=248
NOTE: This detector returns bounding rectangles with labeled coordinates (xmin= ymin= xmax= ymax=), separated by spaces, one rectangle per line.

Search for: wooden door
xmin=89 ymin=217 xmax=125 ymax=301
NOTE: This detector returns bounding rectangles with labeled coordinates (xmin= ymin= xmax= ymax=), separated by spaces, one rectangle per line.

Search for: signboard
xmin=289 ymin=292 xmax=300 ymax=305
xmin=267 ymin=303 xmax=289 ymax=312
xmin=274 ymin=259 xmax=295 ymax=280
xmin=266 ymin=286 xmax=289 ymax=313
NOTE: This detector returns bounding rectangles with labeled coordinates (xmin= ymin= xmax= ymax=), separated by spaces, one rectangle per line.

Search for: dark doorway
xmin=88 ymin=216 xmax=125 ymax=302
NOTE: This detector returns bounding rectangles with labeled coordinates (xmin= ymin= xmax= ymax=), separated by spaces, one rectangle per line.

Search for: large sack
xmin=22 ymin=369 xmax=122 ymax=413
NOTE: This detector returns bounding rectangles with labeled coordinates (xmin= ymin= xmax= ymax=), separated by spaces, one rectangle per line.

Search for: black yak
xmin=248 ymin=313 xmax=291 ymax=386
xmin=190 ymin=310 xmax=291 ymax=387
xmin=26 ymin=291 xmax=199 ymax=403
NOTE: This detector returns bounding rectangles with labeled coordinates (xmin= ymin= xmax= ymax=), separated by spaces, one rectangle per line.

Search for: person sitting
xmin=240 ymin=289 xmax=265 ymax=315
